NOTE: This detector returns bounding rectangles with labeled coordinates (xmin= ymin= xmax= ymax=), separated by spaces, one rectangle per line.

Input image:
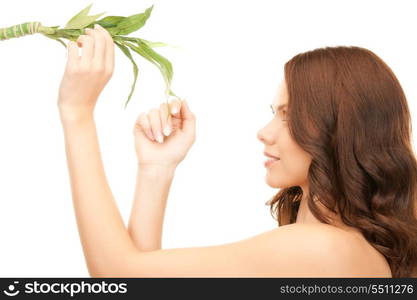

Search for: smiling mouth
xmin=264 ymin=157 xmax=280 ymax=168
xmin=266 ymin=158 xmax=280 ymax=161
xmin=265 ymin=155 xmax=280 ymax=160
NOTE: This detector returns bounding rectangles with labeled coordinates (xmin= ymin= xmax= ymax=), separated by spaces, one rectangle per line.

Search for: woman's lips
xmin=264 ymin=158 xmax=280 ymax=168
xmin=263 ymin=151 xmax=280 ymax=167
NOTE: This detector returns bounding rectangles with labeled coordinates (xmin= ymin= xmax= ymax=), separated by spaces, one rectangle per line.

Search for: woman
xmin=57 ymin=24 xmax=417 ymax=277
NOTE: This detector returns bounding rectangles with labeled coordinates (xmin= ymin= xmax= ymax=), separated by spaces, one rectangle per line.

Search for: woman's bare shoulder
xmin=261 ymin=222 xmax=392 ymax=277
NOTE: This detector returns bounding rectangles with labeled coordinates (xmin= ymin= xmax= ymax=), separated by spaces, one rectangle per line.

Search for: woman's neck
xmin=295 ymin=185 xmax=354 ymax=229
xmin=295 ymin=190 xmax=324 ymax=224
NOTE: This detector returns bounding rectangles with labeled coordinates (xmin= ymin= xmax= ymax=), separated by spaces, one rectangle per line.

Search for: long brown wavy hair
xmin=266 ymin=46 xmax=417 ymax=277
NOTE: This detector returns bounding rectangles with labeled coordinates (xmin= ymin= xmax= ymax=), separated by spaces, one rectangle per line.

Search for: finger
xmin=160 ymin=102 xmax=172 ymax=136
xmin=85 ymin=26 xmax=106 ymax=67
xmin=67 ymin=41 xmax=80 ymax=67
xmin=179 ymin=99 xmax=196 ymax=135
xmin=136 ymin=112 xmax=155 ymax=141
xmin=169 ymin=98 xmax=182 ymax=118
xmin=96 ymin=24 xmax=115 ymax=75
xmin=170 ymin=115 xmax=182 ymax=132
xmin=148 ymin=108 xmax=164 ymax=143
xmin=77 ymin=34 xmax=94 ymax=65
xmin=168 ymin=98 xmax=183 ymax=131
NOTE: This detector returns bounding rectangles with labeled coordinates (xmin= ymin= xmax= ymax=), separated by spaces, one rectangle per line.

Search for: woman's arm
xmin=127 ymin=165 xmax=175 ymax=251
xmin=60 ymin=116 xmax=138 ymax=275
xmin=126 ymin=95 xmax=194 ymax=252
xmin=57 ymin=24 xmax=139 ymax=276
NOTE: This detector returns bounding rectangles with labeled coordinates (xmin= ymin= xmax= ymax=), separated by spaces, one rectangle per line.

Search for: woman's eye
xmin=279 ymin=110 xmax=288 ymax=121
xmin=270 ymin=105 xmax=287 ymax=121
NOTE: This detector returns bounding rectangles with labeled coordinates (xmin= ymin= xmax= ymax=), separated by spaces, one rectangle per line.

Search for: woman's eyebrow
xmin=270 ymin=104 xmax=287 ymax=111
xmin=277 ymin=104 xmax=287 ymax=111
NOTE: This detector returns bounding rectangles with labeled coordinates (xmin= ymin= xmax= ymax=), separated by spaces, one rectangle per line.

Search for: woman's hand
xmin=134 ymin=98 xmax=196 ymax=169
xmin=58 ymin=24 xmax=115 ymax=122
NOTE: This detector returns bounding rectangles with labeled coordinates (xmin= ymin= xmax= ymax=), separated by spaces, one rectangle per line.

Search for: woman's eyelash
xmin=270 ymin=105 xmax=287 ymax=121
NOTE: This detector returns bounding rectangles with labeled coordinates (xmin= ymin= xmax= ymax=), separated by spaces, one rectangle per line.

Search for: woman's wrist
xmin=138 ymin=163 xmax=177 ymax=179
xmin=58 ymin=104 xmax=94 ymax=125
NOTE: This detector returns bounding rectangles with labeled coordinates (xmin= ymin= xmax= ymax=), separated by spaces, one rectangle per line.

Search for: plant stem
xmin=0 ymin=22 xmax=58 ymax=40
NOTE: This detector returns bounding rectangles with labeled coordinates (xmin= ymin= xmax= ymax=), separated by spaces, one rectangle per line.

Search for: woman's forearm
xmin=128 ymin=166 xmax=175 ymax=251
xmin=60 ymin=115 xmax=137 ymax=276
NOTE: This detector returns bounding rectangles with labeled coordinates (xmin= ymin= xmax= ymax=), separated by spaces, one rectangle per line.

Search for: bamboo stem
xmin=0 ymin=22 xmax=55 ymax=40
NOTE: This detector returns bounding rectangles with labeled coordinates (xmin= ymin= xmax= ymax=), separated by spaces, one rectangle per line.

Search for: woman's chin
xmin=265 ymin=172 xmax=296 ymax=189
xmin=265 ymin=176 xmax=285 ymax=189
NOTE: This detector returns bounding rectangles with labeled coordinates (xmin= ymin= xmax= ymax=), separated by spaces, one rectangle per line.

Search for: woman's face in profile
xmin=257 ymin=79 xmax=312 ymax=189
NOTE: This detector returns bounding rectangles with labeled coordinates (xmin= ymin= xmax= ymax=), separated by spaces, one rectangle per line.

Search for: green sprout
xmin=0 ymin=3 xmax=179 ymax=111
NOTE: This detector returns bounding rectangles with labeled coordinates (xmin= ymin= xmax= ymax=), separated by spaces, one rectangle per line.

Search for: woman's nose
xmin=257 ymin=124 xmax=277 ymax=144
xmin=257 ymin=128 xmax=267 ymax=143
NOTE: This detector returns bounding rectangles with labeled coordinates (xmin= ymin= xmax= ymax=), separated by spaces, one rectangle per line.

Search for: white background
xmin=0 ymin=0 xmax=415 ymax=276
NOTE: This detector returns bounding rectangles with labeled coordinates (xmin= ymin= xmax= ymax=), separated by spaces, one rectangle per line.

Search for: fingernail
xmin=156 ymin=132 xmax=164 ymax=143
xmin=171 ymin=106 xmax=178 ymax=114
xmin=147 ymin=130 xmax=155 ymax=141
xmin=163 ymin=125 xmax=171 ymax=136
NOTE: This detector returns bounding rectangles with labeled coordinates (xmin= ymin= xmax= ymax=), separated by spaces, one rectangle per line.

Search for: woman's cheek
xmin=275 ymin=127 xmax=311 ymax=187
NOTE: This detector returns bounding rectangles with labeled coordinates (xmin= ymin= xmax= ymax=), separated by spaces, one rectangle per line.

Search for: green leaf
xmin=139 ymin=38 xmax=170 ymax=48
xmin=125 ymin=40 xmax=176 ymax=97
xmin=64 ymin=13 xmax=105 ymax=30
xmin=43 ymin=34 xmax=67 ymax=48
xmin=115 ymin=41 xmax=139 ymax=108
xmin=113 ymin=5 xmax=154 ymax=35
xmin=64 ymin=3 xmax=92 ymax=28
xmin=57 ymin=29 xmax=83 ymax=36
xmin=137 ymin=40 xmax=173 ymax=89
xmin=106 ymin=27 xmax=122 ymax=36
xmin=66 ymin=3 xmax=93 ymax=25
xmin=64 ymin=3 xmax=106 ymax=29
xmin=94 ymin=16 xmax=125 ymax=28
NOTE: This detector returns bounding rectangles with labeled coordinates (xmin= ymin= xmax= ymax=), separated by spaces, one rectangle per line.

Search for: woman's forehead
xmin=273 ymin=80 xmax=288 ymax=108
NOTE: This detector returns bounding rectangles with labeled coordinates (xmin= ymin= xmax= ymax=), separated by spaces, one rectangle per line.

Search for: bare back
xmin=286 ymin=223 xmax=393 ymax=277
